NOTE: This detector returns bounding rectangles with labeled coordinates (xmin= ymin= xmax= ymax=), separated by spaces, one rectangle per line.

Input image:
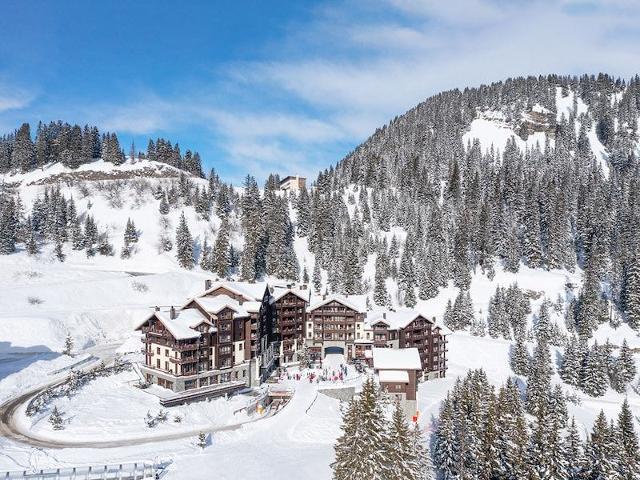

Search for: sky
xmin=2 ymin=0 xmax=640 ymax=183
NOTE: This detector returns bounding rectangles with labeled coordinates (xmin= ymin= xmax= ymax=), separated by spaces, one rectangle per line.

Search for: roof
xmin=372 ymin=347 xmax=422 ymax=371
xmin=379 ymin=370 xmax=409 ymax=383
xmin=270 ymin=287 xmax=310 ymax=304
xmin=189 ymin=295 xmax=250 ymax=318
xmin=199 ymin=281 xmax=267 ymax=301
xmin=366 ymin=308 xmax=430 ymax=330
xmin=308 ymin=294 xmax=367 ymax=313
xmin=156 ymin=309 xmax=213 ymax=341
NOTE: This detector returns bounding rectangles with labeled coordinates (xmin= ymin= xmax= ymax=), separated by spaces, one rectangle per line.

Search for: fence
xmin=1 ymin=461 xmax=166 ymax=480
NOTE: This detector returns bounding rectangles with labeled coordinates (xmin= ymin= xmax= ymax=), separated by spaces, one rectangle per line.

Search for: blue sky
xmin=2 ymin=0 xmax=640 ymax=183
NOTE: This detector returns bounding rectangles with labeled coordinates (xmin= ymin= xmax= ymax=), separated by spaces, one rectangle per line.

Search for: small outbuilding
xmin=372 ymin=347 xmax=422 ymax=418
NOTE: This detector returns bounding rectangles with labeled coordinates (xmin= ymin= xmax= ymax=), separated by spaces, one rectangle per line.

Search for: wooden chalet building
xmin=305 ymin=294 xmax=367 ymax=361
xmin=363 ymin=309 xmax=450 ymax=380
xmin=136 ymin=281 xmax=451 ymax=393
xmin=268 ymin=286 xmax=310 ymax=364
xmin=372 ymin=347 xmax=422 ymax=417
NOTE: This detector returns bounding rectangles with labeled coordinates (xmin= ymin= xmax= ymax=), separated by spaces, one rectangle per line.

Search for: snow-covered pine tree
xmin=585 ymin=410 xmax=622 ymax=479
xmin=526 ymin=340 xmax=553 ymax=415
xmin=510 ymin=337 xmax=530 ymax=376
xmin=623 ymin=252 xmax=640 ymax=329
xmin=433 ymin=395 xmax=459 ymax=479
xmin=312 ymin=260 xmax=322 ymax=293
xmin=212 ymin=216 xmax=231 ymax=278
xmin=559 ymin=336 xmax=581 ymax=387
xmin=49 ymin=406 xmax=64 ymax=430
xmin=410 ymin=421 xmax=435 ymax=480
xmin=617 ymin=398 xmax=640 ymax=477
xmin=124 ymin=218 xmax=139 ymax=244
xmin=387 ymin=400 xmax=419 ymax=480
xmin=175 ymin=212 xmax=194 ymax=269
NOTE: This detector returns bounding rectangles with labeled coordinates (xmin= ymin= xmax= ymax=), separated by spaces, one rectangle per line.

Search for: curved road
xmin=0 ymin=345 xmax=282 ymax=449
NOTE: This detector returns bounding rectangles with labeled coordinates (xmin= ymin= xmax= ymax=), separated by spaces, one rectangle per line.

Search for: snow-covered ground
xmin=15 ymin=370 xmax=254 ymax=442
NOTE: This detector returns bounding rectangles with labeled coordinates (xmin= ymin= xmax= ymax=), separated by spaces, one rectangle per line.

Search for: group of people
xmin=279 ymin=362 xmax=351 ymax=384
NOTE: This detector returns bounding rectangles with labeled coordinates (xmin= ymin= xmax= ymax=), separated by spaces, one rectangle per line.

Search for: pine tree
xmin=410 ymin=422 xmax=435 ymax=480
xmin=433 ymin=396 xmax=459 ymax=479
xmin=312 ymin=260 xmax=322 ymax=293
xmin=212 ymin=216 xmax=230 ymax=278
xmin=13 ymin=123 xmax=35 ymax=172
xmin=49 ymin=406 xmax=64 ymax=430
xmin=124 ymin=218 xmax=138 ymax=244
xmin=197 ymin=431 xmax=207 ymax=449
xmin=373 ymin=255 xmax=390 ymax=307
xmin=617 ymin=398 xmax=640 ymax=478
xmin=331 ymin=377 xmax=391 ymax=480
xmin=564 ymin=417 xmax=586 ymax=479
xmin=55 ymin=238 xmax=65 ymax=262
xmin=560 ymin=336 xmax=581 ymax=387
xmin=26 ymin=223 xmax=38 ymax=255
xmin=159 ymin=194 xmax=169 ymax=215
xmin=510 ymin=337 xmax=530 ymax=376
xmin=0 ymin=198 xmax=17 ymax=254
xmin=526 ymin=340 xmax=553 ymax=415
xmin=175 ymin=212 xmax=194 ymax=269
xmin=585 ymin=411 xmax=622 ymax=479
xmin=623 ymin=253 xmax=640 ymax=329
xmin=387 ymin=400 xmax=418 ymax=480
xmin=62 ymin=334 xmax=74 ymax=356
xmin=617 ymin=339 xmax=637 ymax=388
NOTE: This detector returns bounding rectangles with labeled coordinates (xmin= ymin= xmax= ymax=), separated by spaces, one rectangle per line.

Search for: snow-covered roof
xmin=243 ymin=301 xmax=261 ymax=313
xmin=155 ymin=309 xmax=212 ymax=341
xmin=269 ymin=287 xmax=310 ymax=304
xmin=188 ymin=295 xmax=250 ymax=318
xmin=365 ymin=309 xmax=424 ymax=330
xmin=372 ymin=347 xmax=422 ymax=371
xmin=308 ymin=294 xmax=367 ymax=313
xmin=379 ymin=370 xmax=409 ymax=383
xmin=200 ymin=281 xmax=267 ymax=301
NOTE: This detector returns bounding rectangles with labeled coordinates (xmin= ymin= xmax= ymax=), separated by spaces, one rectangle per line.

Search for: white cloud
xmin=0 ymin=84 xmax=35 ymax=112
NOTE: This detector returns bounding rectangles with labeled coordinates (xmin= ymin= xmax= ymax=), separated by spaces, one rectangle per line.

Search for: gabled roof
xmin=199 ymin=281 xmax=267 ymax=301
xmin=270 ymin=287 xmax=310 ymax=304
xmin=307 ymin=294 xmax=367 ymax=313
xmin=187 ymin=295 xmax=250 ymax=318
xmin=366 ymin=308 xmax=430 ymax=330
xmin=137 ymin=308 xmax=214 ymax=341
xmin=372 ymin=347 xmax=422 ymax=371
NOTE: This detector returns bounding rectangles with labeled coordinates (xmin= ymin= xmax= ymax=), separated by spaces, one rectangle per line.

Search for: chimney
xmin=154 ymin=306 xmax=160 ymax=312
xmin=383 ymin=312 xmax=386 ymax=319
xmin=301 ymin=284 xmax=307 ymax=290
xmin=322 ymin=294 xmax=326 ymax=300
xmin=205 ymin=279 xmax=212 ymax=291
xmin=170 ymin=306 xmax=176 ymax=320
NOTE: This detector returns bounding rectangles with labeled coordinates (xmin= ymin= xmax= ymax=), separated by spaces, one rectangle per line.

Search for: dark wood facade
xmin=272 ymin=291 xmax=307 ymax=363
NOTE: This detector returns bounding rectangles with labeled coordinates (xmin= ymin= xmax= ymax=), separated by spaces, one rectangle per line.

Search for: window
xmin=164 ymin=361 xmax=169 ymax=370
xmin=156 ymin=347 xmax=160 ymax=354
xmin=156 ymin=359 xmax=160 ymax=368
xmin=165 ymin=349 xmax=169 ymax=356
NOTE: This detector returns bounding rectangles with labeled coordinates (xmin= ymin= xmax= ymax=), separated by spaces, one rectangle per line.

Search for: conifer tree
xmin=212 ymin=216 xmax=230 ymax=278
xmin=312 ymin=260 xmax=322 ymax=293
xmin=124 ymin=218 xmax=139 ymax=244
xmin=49 ymin=406 xmax=64 ymax=430
xmin=387 ymin=400 xmax=418 ymax=480
xmin=175 ymin=212 xmax=194 ymax=269
xmin=410 ymin=422 xmax=435 ymax=480
xmin=618 ymin=398 xmax=640 ymax=478
xmin=510 ymin=337 xmax=530 ymax=376
xmin=585 ymin=410 xmax=622 ymax=479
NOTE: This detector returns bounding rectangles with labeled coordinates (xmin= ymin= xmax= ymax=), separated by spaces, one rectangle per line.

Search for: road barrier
xmin=1 ymin=461 xmax=167 ymax=479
